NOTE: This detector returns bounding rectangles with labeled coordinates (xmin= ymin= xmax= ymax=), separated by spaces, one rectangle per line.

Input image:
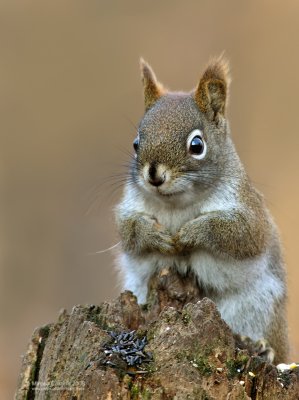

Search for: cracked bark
xmin=15 ymin=268 xmax=299 ymax=400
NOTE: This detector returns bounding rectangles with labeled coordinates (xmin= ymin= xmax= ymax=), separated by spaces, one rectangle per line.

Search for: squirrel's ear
xmin=194 ymin=56 xmax=230 ymax=122
xmin=140 ymin=58 xmax=166 ymax=111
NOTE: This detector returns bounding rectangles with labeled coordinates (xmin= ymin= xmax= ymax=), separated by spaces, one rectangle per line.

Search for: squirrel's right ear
xmin=194 ymin=56 xmax=231 ymax=123
xmin=140 ymin=58 xmax=166 ymax=111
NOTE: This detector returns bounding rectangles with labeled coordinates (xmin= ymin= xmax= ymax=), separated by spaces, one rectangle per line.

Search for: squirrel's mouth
xmin=157 ymin=189 xmax=184 ymax=197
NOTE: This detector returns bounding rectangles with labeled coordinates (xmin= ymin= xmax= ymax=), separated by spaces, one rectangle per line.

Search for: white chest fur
xmin=140 ymin=180 xmax=238 ymax=234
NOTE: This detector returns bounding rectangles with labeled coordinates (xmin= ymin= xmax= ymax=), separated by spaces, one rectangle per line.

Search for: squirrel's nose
xmin=149 ymin=177 xmax=164 ymax=187
xmin=148 ymin=163 xmax=165 ymax=187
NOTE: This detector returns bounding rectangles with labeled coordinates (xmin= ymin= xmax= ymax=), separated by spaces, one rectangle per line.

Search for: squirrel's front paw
xmin=121 ymin=214 xmax=176 ymax=256
xmin=148 ymin=222 xmax=177 ymax=255
xmin=174 ymin=221 xmax=200 ymax=253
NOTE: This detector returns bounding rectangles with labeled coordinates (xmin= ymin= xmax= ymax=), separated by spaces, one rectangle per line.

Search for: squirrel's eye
xmin=190 ymin=136 xmax=204 ymax=154
xmin=187 ymin=129 xmax=206 ymax=160
xmin=133 ymin=137 xmax=139 ymax=152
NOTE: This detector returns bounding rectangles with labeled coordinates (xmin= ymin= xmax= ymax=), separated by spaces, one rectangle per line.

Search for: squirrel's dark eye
xmin=133 ymin=137 xmax=139 ymax=152
xmin=189 ymin=136 xmax=204 ymax=154
xmin=187 ymin=129 xmax=206 ymax=160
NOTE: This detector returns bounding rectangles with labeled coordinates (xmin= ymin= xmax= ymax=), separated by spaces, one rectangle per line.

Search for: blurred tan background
xmin=1 ymin=0 xmax=299 ymax=397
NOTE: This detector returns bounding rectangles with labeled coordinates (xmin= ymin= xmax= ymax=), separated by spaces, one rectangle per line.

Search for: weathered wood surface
xmin=15 ymin=268 xmax=299 ymax=399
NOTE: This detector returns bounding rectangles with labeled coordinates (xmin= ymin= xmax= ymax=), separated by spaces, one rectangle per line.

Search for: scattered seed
xmin=101 ymin=330 xmax=152 ymax=371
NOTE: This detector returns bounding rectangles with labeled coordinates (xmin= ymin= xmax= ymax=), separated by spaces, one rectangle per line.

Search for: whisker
xmin=88 ymin=241 xmax=121 ymax=255
xmin=122 ymin=115 xmax=139 ymax=133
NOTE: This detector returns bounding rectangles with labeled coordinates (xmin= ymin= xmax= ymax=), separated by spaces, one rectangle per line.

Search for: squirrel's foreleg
xmin=175 ymin=210 xmax=266 ymax=260
xmin=117 ymin=213 xmax=176 ymax=256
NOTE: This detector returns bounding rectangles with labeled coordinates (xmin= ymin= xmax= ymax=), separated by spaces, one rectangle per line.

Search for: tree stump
xmin=15 ymin=268 xmax=299 ymax=399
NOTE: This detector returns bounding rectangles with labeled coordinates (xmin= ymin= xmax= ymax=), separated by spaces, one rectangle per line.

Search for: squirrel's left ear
xmin=140 ymin=58 xmax=166 ymax=111
xmin=194 ymin=56 xmax=230 ymax=122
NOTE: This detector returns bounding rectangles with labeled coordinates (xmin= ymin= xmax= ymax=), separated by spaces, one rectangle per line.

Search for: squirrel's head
xmin=132 ymin=57 xmax=232 ymax=204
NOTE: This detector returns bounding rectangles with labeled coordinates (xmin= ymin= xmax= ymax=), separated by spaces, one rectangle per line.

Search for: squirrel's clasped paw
xmin=173 ymin=222 xmax=198 ymax=253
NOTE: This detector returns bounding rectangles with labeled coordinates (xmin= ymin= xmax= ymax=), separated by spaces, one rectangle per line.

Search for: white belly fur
xmin=117 ymin=248 xmax=284 ymax=339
